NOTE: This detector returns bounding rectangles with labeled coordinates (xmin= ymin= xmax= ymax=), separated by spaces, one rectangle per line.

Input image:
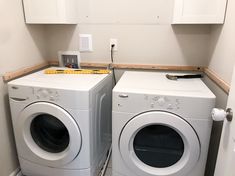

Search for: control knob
xmin=41 ymin=89 xmax=49 ymax=98
xmin=157 ymin=97 xmax=165 ymax=106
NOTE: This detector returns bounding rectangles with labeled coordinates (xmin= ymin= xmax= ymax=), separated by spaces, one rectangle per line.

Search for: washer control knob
xmin=41 ymin=89 xmax=49 ymax=97
xmin=167 ymin=104 xmax=173 ymax=110
xmin=50 ymin=96 xmax=55 ymax=101
xmin=157 ymin=97 xmax=165 ymax=106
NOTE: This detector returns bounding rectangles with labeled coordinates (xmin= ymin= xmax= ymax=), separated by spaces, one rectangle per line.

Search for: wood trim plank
xmin=111 ymin=63 xmax=204 ymax=71
xmin=2 ymin=61 xmax=230 ymax=94
xmin=204 ymin=68 xmax=230 ymax=94
xmin=2 ymin=62 xmax=49 ymax=82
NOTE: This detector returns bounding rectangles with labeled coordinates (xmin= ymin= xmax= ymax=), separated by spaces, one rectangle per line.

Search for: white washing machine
xmin=8 ymin=68 xmax=112 ymax=176
xmin=112 ymin=71 xmax=215 ymax=176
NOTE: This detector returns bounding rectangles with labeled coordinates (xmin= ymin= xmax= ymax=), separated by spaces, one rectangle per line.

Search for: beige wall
xmin=0 ymin=1 xmax=47 ymax=175
xmin=208 ymin=0 xmax=235 ymax=83
xmin=45 ymin=0 xmax=211 ymax=66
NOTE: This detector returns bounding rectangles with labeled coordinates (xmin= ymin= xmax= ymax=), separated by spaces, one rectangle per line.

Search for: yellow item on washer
xmin=44 ymin=69 xmax=111 ymax=74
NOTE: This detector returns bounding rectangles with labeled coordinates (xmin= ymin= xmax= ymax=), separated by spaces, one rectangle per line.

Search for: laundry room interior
xmin=0 ymin=0 xmax=235 ymax=176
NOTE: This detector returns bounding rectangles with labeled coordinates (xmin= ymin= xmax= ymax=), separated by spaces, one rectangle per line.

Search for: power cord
xmin=98 ymin=145 xmax=112 ymax=176
xmin=110 ymin=44 xmax=117 ymax=85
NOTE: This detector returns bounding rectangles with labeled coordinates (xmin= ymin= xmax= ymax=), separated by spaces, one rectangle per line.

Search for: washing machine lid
xmin=15 ymin=102 xmax=82 ymax=167
xmin=119 ymin=111 xmax=200 ymax=176
xmin=8 ymin=67 xmax=110 ymax=91
xmin=113 ymin=71 xmax=215 ymax=98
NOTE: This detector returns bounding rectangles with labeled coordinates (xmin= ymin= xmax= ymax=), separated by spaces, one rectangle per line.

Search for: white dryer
xmin=8 ymin=68 xmax=112 ymax=176
xmin=112 ymin=71 xmax=215 ymax=176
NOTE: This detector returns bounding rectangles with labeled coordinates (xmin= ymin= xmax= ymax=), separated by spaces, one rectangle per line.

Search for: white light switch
xmin=79 ymin=34 xmax=93 ymax=52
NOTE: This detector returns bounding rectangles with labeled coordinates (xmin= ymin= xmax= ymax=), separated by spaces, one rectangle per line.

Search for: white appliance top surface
xmin=8 ymin=67 xmax=110 ymax=91
xmin=113 ymin=71 xmax=215 ymax=98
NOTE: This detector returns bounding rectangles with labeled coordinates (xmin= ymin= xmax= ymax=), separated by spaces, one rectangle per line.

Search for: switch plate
xmin=110 ymin=38 xmax=118 ymax=51
xmin=79 ymin=34 xmax=93 ymax=52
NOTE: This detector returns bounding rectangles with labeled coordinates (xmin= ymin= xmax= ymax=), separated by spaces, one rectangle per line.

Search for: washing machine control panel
xmin=157 ymin=97 xmax=166 ymax=106
xmin=35 ymin=88 xmax=59 ymax=101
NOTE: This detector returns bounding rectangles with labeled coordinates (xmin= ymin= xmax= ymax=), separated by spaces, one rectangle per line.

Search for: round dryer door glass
xmin=133 ymin=125 xmax=184 ymax=168
xmin=119 ymin=111 xmax=200 ymax=176
xmin=30 ymin=114 xmax=70 ymax=153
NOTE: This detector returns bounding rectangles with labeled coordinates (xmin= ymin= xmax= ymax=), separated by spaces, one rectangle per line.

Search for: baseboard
xmin=9 ymin=168 xmax=23 ymax=176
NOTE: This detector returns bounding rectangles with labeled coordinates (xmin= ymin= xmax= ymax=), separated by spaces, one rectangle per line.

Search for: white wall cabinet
xmin=172 ymin=0 xmax=228 ymax=24
xmin=23 ymin=0 xmax=79 ymax=24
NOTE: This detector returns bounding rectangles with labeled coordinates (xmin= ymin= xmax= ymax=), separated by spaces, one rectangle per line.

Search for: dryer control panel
xmin=115 ymin=93 xmax=181 ymax=113
xmin=145 ymin=95 xmax=181 ymax=111
xmin=150 ymin=96 xmax=180 ymax=110
xmin=113 ymin=91 xmax=214 ymax=119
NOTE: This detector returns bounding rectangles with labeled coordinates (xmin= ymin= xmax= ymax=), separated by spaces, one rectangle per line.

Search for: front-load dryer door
xmin=16 ymin=102 xmax=82 ymax=167
xmin=119 ymin=111 xmax=200 ymax=176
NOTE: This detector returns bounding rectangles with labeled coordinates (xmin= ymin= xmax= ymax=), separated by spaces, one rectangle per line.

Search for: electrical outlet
xmin=110 ymin=39 xmax=118 ymax=51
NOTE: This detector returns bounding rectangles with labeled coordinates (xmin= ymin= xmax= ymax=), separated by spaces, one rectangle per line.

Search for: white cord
xmin=99 ymin=145 xmax=112 ymax=176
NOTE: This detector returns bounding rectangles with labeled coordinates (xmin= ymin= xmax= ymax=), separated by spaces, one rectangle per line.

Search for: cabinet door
xmin=23 ymin=0 xmax=78 ymax=24
xmin=172 ymin=0 xmax=228 ymax=24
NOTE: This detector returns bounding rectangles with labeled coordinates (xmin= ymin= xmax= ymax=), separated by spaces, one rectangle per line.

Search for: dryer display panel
xmin=134 ymin=125 xmax=184 ymax=168
xmin=30 ymin=114 xmax=70 ymax=153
